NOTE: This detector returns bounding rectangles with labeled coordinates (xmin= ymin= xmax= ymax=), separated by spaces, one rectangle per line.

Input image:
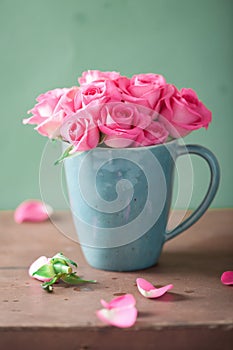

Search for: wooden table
xmin=0 ymin=210 xmax=232 ymax=350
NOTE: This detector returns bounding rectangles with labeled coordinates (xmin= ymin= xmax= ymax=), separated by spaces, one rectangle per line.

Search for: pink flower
xmin=23 ymin=70 xmax=213 ymax=149
xmin=24 ymin=88 xmax=68 ymax=125
xmin=100 ymin=293 xmax=136 ymax=310
xmin=78 ymin=70 xmax=121 ymax=85
xmin=14 ymin=200 xmax=53 ymax=223
xmin=131 ymin=73 xmax=166 ymax=88
xmin=29 ymin=256 xmax=52 ymax=282
xmin=24 ymin=87 xmax=80 ymax=138
xmin=96 ymin=294 xmax=138 ymax=328
xmin=156 ymin=85 xmax=212 ymax=137
xmin=99 ymin=103 xmax=152 ymax=148
xmin=60 ymin=111 xmax=100 ymax=152
xmin=59 ymin=86 xmax=82 ymax=115
xmin=136 ymin=278 xmax=174 ymax=298
xmin=116 ymin=73 xmax=166 ymax=109
xmin=134 ymin=120 xmax=169 ymax=146
xmin=221 ymin=271 xmax=233 ymax=285
xmin=75 ymin=80 xmax=122 ymax=109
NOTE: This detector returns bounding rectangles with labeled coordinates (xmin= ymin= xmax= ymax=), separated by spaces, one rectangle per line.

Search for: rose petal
xmin=29 ymin=256 xmax=52 ymax=282
xmin=136 ymin=278 xmax=173 ymax=298
xmin=96 ymin=306 xmax=137 ymax=328
xmin=100 ymin=294 xmax=136 ymax=310
xmin=14 ymin=200 xmax=53 ymax=223
xmin=97 ymin=294 xmax=137 ymax=328
xmin=221 ymin=271 xmax=233 ymax=285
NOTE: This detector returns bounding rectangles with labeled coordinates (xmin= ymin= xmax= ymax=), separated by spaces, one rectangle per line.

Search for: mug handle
xmin=165 ymin=144 xmax=220 ymax=241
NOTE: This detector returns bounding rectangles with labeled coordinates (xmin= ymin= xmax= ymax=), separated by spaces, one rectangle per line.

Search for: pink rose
xmin=98 ymin=103 xmax=152 ymax=148
xmin=156 ymin=85 xmax=212 ymax=137
xmin=78 ymin=70 xmax=121 ymax=85
xmin=24 ymin=88 xmax=69 ymax=125
xmin=23 ymin=70 xmax=213 ymax=149
xmin=29 ymin=256 xmax=52 ymax=282
xmin=59 ymin=86 xmax=82 ymax=115
xmin=24 ymin=87 xmax=80 ymax=138
xmin=75 ymin=80 xmax=122 ymax=109
xmin=131 ymin=73 xmax=166 ymax=88
xmin=60 ymin=112 xmax=100 ymax=152
xmin=116 ymin=73 xmax=166 ymax=109
xmin=134 ymin=121 xmax=169 ymax=146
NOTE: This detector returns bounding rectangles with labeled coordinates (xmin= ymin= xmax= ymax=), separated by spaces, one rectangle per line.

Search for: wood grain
xmin=0 ymin=210 xmax=232 ymax=349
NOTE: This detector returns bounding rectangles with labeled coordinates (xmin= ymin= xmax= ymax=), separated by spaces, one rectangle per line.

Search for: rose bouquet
xmin=23 ymin=70 xmax=211 ymax=161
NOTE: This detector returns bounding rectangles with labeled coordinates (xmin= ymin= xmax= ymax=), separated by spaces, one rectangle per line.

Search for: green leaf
xmin=32 ymin=263 xmax=55 ymax=278
xmin=54 ymin=145 xmax=73 ymax=165
xmin=54 ymin=146 xmax=83 ymax=165
xmin=41 ymin=275 xmax=60 ymax=293
xmin=51 ymin=252 xmax=78 ymax=268
xmin=61 ymin=272 xmax=97 ymax=285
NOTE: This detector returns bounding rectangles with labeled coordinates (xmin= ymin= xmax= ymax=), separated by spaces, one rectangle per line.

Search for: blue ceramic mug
xmin=64 ymin=139 xmax=220 ymax=271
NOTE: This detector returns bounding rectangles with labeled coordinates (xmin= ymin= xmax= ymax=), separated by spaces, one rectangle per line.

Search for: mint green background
xmin=0 ymin=0 xmax=232 ymax=209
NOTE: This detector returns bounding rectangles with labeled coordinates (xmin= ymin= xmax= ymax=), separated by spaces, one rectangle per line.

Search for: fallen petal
xmin=14 ymin=200 xmax=53 ymax=223
xmin=221 ymin=271 xmax=233 ymax=285
xmin=136 ymin=278 xmax=173 ymax=298
xmin=96 ymin=306 xmax=137 ymax=328
xmin=29 ymin=256 xmax=52 ymax=282
xmin=100 ymin=294 xmax=136 ymax=309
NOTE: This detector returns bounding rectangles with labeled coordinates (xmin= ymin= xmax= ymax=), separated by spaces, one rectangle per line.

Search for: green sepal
xmin=41 ymin=275 xmax=60 ymax=293
xmin=32 ymin=263 xmax=55 ymax=279
xmin=61 ymin=272 xmax=97 ymax=285
xmin=51 ymin=252 xmax=78 ymax=268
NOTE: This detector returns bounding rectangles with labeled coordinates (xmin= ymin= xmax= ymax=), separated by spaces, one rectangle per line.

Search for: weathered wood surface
xmin=0 ymin=210 xmax=232 ymax=349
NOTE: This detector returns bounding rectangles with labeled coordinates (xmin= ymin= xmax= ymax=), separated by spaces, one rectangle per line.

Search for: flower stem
xmin=53 ymin=263 xmax=72 ymax=275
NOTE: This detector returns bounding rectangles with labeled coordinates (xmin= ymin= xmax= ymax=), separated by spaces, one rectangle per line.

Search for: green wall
xmin=0 ymin=0 xmax=232 ymax=209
